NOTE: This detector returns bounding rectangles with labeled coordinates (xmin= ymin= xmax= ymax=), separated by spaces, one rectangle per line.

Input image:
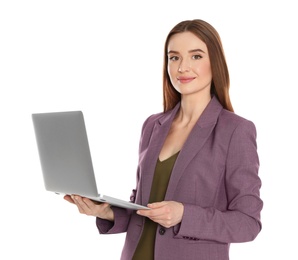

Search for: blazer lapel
xmin=140 ymin=96 xmax=223 ymax=205
xmin=165 ymin=97 xmax=223 ymax=201
xmin=140 ymin=105 xmax=180 ymax=206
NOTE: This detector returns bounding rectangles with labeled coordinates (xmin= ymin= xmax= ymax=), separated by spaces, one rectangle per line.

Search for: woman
xmin=64 ymin=19 xmax=263 ymax=260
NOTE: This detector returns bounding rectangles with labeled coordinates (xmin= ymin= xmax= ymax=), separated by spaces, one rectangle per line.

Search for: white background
xmin=1 ymin=0 xmax=297 ymax=259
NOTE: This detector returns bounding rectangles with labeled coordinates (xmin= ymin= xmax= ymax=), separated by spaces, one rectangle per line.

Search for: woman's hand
xmin=137 ymin=201 xmax=184 ymax=228
xmin=64 ymin=195 xmax=114 ymax=221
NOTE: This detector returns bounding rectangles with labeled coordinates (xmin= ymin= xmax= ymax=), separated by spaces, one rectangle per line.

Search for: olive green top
xmin=132 ymin=151 xmax=179 ymax=260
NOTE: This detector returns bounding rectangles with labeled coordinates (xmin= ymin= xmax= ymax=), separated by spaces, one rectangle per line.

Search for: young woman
xmin=64 ymin=19 xmax=263 ymax=260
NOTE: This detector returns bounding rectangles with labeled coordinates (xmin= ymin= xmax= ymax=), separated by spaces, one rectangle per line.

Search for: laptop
xmin=32 ymin=110 xmax=149 ymax=210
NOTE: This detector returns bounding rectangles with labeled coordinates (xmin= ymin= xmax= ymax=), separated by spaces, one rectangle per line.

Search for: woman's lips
xmin=178 ymin=77 xmax=195 ymax=83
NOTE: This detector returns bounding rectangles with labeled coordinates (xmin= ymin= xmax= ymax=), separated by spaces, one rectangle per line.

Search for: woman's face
xmin=167 ymin=32 xmax=212 ymax=99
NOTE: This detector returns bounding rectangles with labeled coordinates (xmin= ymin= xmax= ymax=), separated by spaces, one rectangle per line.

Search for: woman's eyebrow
xmin=167 ymin=50 xmax=179 ymax=55
xmin=189 ymin=48 xmax=205 ymax=54
xmin=167 ymin=48 xmax=206 ymax=55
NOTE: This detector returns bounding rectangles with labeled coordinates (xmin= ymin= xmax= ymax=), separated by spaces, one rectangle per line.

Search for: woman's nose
xmin=178 ymin=59 xmax=191 ymax=72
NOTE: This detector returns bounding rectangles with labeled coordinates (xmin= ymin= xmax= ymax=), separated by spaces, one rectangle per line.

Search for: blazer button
xmin=159 ymin=227 xmax=166 ymax=235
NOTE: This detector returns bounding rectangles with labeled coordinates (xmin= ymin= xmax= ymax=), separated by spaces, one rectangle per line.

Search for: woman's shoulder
xmin=218 ymin=109 xmax=257 ymax=134
xmin=141 ymin=111 xmax=164 ymax=130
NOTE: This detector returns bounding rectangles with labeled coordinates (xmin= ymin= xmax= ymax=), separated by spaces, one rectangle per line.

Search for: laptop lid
xmin=32 ymin=111 xmax=100 ymax=198
xmin=32 ymin=110 xmax=149 ymax=210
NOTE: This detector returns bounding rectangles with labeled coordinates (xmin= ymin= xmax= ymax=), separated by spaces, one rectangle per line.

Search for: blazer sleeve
xmin=96 ymin=206 xmax=133 ymax=234
xmin=175 ymin=119 xmax=263 ymax=243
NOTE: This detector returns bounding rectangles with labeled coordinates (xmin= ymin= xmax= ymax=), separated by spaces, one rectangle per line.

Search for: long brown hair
xmin=163 ymin=19 xmax=234 ymax=112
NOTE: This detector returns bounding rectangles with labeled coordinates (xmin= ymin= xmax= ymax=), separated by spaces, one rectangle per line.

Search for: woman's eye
xmin=192 ymin=55 xmax=202 ymax=60
xmin=169 ymin=56 xmax=179 ymax=61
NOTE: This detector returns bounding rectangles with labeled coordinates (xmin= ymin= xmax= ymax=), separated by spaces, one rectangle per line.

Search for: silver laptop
xmin=32 ymin=111 xmax=149 ymax=210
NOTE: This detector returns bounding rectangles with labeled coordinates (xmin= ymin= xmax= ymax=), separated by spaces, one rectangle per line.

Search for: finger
xmin=137 ymin=207 xmax=156 ymax=216
xmin=81 ymin=197 xmax=98 ymax=208
xmin=64 ymin=195 xmax=75 ymax=204
xmin=137 ymin=206 xmax=164 ymax=218
xmin=147 ymin=201 xmax=167 ymax=208
xmin=72 ymin=195 xmax=90 ymax=213
xmin=137 ymin=201 xmax=166 ymax=216
xmin=81 ymin=198 xmax=111 ymax=212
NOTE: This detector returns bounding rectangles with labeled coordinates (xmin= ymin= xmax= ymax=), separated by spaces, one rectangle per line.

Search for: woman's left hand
xmin=137 ymin=201 xmax=184 ymax=228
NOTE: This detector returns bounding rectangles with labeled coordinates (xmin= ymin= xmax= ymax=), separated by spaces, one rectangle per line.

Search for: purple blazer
xmin=96 ymin=96 xmax=263 ymax=260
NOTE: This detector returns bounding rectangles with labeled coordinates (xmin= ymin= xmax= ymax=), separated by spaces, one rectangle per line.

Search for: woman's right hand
xmin=64 ymin=195 xmax=114 ymax=221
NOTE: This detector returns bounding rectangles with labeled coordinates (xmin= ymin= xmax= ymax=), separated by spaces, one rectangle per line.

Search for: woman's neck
xmin=176 ymin=94 xmax=211 ymax=126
